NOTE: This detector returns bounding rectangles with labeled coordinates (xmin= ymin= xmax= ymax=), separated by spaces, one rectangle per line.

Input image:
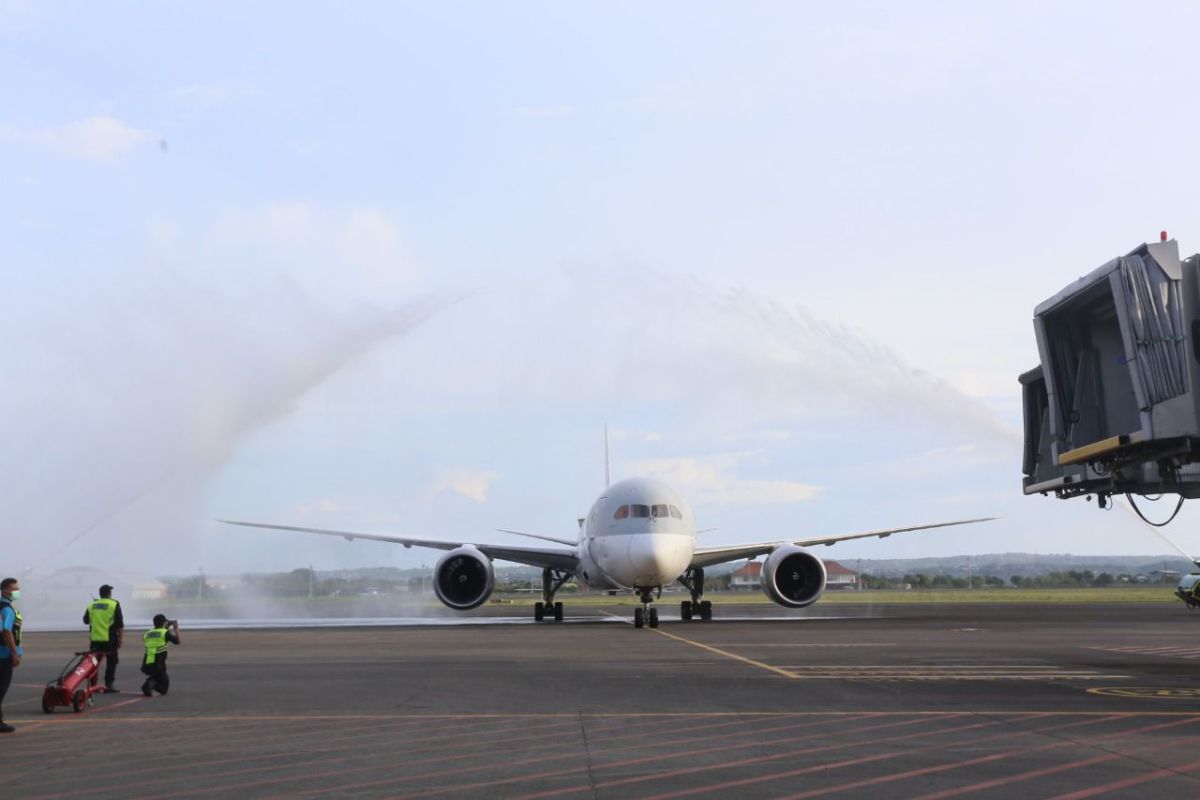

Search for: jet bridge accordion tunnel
xmin=1021 ymin=236 xmax=1200 ymax=519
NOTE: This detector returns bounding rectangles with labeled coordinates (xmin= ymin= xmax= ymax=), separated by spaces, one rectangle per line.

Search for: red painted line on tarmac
xmin=138 ymin=711 xmax=729 ymax=800
xmin=535 ymin=713 xmax=1030 ymax=800
xmin=913 ymin=732 xmax=1200 ymax=800
xmin=14 ymin=695 xmax=147 ymax=736
xmin=1048 ymin=757 xmax=1200 ymax=799
xmin=29 ymin=715 xmax=521 ymax=800
xmin=405 ymin=714 xmax=974 ymax=800
xmin=10 ymin=706 xmax=435 ymax=767
xmin=636 ymin=713 xmax=1134 ymax=800
xmin=37 ymin=713 xmax=584 ymax=800
xmin=767 ymin=715 xmax=1200 ymax=800
xmin=168 ymin=711 xmax=889 ymax=800
xmin=256 ymin=713 xmax=873 ymax=800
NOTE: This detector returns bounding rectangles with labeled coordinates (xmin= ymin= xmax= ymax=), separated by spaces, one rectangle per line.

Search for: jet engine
xmin=433 ymin=546 xmax=495 ymax=610
xmin=761 ymin=545 xmax=827 ymax=608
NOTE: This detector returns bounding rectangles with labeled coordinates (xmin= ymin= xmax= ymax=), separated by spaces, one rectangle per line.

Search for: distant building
xmin=40 ymin=566 xmax=168 ymax=601
xmin=730 ymin=561 xmax=763 ymax=590
xmin=730 ymin=559 xmax=858 ymax=590
xmin=1150 ymin=570 xmax=1182 ymax=583
xmin=824 ymin=560 xmax=858 ymax=589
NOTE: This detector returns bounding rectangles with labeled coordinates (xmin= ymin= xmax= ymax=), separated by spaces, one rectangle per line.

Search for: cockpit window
xmin=668 ymin=504 xmax=682 ymax=519
xmin=630 ymin=504 xmax=650 ymax=518
xmin=613 ymin=505 xmax=629 ymax=520
xmin=651 ymin=504 xmax=670 ymax=519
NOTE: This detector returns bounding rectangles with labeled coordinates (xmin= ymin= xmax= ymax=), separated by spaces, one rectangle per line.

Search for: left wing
xmin=218 ymin=520 xmax=579 ymax=572
xmin=688 ymin=517 xmax=996 ymax=569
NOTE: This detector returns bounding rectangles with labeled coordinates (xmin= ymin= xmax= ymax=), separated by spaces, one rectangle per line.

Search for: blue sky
xmin=5 ymin=2 xmax=1200 ymax=576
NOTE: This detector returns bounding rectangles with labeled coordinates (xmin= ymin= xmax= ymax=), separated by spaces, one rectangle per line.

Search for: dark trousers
xmin=90 ymin=642 xmax=119 ymax=687
xmin=141 ymin=661 xmax=170 ymax=695
xmin=0 ymin=655 xmax=12 ymax=722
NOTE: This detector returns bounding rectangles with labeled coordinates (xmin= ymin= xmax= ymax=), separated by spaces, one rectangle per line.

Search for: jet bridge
xmin=1021 ymin=235 xmax=1200 ymax=514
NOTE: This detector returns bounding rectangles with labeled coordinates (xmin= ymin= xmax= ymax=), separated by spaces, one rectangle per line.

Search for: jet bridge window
xmin=613 ymin=505 xmax=629 ymax=520
xmin=630 ymin=504 xmax=651 ymax=518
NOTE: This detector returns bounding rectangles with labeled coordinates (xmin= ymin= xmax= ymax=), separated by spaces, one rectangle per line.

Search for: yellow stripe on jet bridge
xmin=1057 ymin=432 xmax=1144 ymax=466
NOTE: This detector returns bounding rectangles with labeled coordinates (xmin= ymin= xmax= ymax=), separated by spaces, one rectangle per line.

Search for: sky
xmin=4 ymin=1 xmax=1200 ymax=579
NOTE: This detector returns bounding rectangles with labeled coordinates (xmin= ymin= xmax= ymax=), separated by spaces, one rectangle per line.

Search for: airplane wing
xmin=494 ymin=528 xmax=579 ymax=547
xmin=688 ymin=517 xmax=997 ymax=569
xmin=218 ymin=520 xmax=579 ymax=572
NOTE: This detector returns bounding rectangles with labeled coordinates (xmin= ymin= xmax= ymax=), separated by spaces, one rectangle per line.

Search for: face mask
xmin=7 ymin=590 xmax=18 ymax=601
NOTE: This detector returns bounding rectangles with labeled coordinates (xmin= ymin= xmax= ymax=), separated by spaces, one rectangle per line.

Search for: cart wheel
xmin=71 ymin=690 xmax=86 ymax=713
xmin=41 ymin=693 xmax=55 ymax=714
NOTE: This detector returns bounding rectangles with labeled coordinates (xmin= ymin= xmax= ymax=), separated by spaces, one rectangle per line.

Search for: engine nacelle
xmin=761 ymin=545 xmax=827 ymax=608
xmin=433 ymin=546 xmax=495 ymax=610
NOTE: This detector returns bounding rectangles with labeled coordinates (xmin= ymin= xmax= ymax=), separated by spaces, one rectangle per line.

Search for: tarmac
xmin=6 ymin=600 xmax=1200 ymax=798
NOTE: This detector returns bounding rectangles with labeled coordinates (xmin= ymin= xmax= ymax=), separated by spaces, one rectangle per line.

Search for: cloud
xmin=433 ymin=469 xmax=498 ymax=503
xmin=0 ymin=0 xmax=44 ymax=34
xmin=515 ymin=105 xmax=575 ymax=119
xmin=0 ymin=115 xmax=155 ymax=162
xmin=630 ymin=454 xmax=822 ymax=506
xmin=166 ymin=82 xmax=257 ymax=110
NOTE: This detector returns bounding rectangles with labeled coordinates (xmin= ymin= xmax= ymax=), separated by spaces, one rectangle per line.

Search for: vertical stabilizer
xmin=604 ymin=423 xmax=611 ymax=488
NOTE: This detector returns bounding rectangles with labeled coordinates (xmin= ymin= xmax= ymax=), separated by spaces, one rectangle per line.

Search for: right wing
xmin=218 ymin=520 xmax=579 ymax=572
xmin=689 ymin=517 xmax=996 ymax=569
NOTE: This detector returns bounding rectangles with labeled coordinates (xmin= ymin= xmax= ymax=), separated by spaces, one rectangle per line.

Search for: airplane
xmin=221 ymin=476 xmax=994 ymax=628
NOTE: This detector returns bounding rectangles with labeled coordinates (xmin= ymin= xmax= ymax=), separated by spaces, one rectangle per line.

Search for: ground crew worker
xmin=140 ymin=615 xmax=180 ymax=697
xmin=0 ymin=577 xmax=22 ymax=734
xmin=83 ymin=584 xmax=124 ymax=692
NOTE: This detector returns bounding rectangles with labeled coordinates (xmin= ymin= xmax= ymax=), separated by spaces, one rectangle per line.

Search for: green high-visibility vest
xmin=88 ymin=598 xmax=118 ymax=642
xmin=143 ymin=627 xmax=168 ymax=665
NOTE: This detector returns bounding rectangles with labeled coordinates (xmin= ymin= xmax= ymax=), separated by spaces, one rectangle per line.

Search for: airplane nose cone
xmin=627 ymin=534 xmax=690 ymax=586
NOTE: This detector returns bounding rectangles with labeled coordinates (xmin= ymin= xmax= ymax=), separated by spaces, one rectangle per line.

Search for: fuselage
xmin=574 ymin=477 xmax=696 ymax=591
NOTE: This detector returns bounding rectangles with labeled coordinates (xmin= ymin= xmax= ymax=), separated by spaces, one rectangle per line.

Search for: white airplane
xmin=222 ymin=476 xmax=993 ymax=628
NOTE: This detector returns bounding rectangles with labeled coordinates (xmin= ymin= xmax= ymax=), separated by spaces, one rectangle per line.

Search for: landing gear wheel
xmin=699 ymin=600 xmax=713 ymax=621
xmin=648 ymin=608 xmax=660 ymax=628
xmin=534 ymin=602 xmax=545 ymax=622
xmin=71 ymin=690 xmax=86 ymax=713
xmin=634 ymin=607 xmax=645 ymax=629
xmin=681 ymin=601 xmax=693 ymax=621
xmin=553 ymin=602 xmax=564 ymax=622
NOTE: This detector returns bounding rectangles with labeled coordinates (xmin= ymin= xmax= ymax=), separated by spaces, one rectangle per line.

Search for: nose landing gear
xmin=633 ymin=588 xmax=660 ymax=629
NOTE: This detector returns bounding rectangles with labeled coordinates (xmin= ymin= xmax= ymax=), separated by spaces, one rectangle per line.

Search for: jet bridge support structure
xmin=1021 ymin=235 xmax=1200 ymax=516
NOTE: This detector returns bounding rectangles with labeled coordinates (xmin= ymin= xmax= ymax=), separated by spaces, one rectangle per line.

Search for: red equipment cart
xmin=42 ymin=651 xmax=108 ymax=713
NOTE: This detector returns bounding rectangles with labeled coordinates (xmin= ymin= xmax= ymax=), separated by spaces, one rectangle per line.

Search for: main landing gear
xmin=678 ymin=567 xmax=713 ymax=622
xmin=534 ymin=567 xmax=570 ymax=622
xmin=633 ymin=588 xmax=660 ymax=629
